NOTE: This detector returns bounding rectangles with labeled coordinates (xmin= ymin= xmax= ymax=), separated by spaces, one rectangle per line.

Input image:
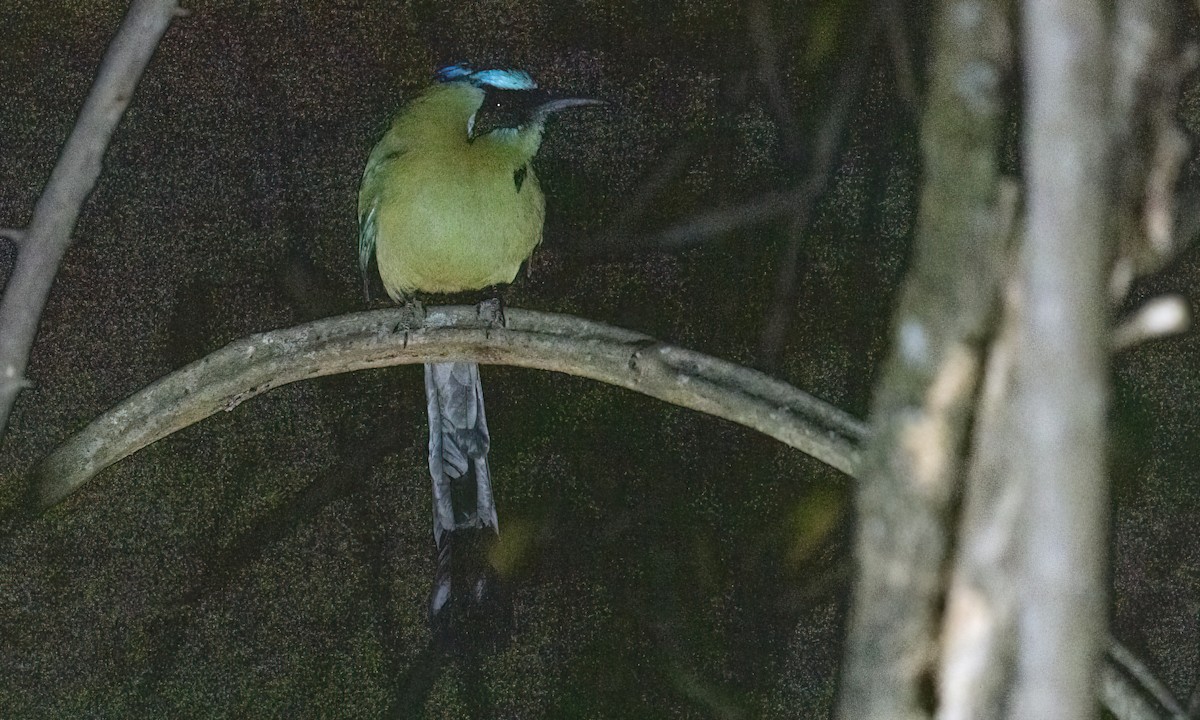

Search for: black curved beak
xmin=534 ymin=96 xmax=606 ymax=118
xmin=470 ymin=89 xmax=605 ymax=141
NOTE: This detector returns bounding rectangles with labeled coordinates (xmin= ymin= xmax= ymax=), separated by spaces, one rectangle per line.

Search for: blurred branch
xmin=641 ymin=139 xmax=1200 ymax=272
xmin=747 ymin=0 xmax=804 ymax=164
xmin=836 ymin=0 xmax=1012 ymax=716
xmin=757 ymin=13 xmax=881 ymax=366
xmin=935 ymin=184 xmax=1021 ymax=720
xmin=598 ymin=141 xmax=705 ymax=246
xmin=32 ymin=306 xmax=867 ymax=509
xmin=0 ymin=0 xmax=178 ymax=440
xmin=0 ymin=229 xmax=26 ymax=245
xmin=880 ymin=0 xmax=920 ymax=108
xmin=592 ymin=67 xmax=749 ymax=252
xmin=1102 ymin=638 xmax=1190 ymax=720
xmin=605 ymin=2 xmax=879 ymax=362
xmin=1110 ymin=0 xmax=1193 ymax=297
xmin=1010 ymin=0 xmax=1113 ymax=718
xmin=649 ymin=187 xmax=815 ymax=249
xmin=1113 ymin=294 xmax=1191 ymax=351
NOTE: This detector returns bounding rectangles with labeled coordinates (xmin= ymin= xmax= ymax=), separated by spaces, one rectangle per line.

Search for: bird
xmin=357 ymin=64 xmax=600 ymax=628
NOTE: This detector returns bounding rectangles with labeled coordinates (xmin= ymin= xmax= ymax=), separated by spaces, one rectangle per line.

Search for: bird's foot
xmin=398 ymin=298 xmax=426 ymax=329
xmin=476 ymin=296 xmax=506 ymax=330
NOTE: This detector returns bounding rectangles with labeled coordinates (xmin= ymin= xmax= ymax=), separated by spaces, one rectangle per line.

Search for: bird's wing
xmin=357 ymin=147 xmax=406 ymax=302
xmin=357 ymin=197 xmax=378 ymax=302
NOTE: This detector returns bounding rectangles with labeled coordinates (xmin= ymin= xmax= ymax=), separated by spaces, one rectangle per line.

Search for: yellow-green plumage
xmin=358 ymin=82 xmax=547 ymax=299
xmin=356 ymin=67 xmax=597 ymax=623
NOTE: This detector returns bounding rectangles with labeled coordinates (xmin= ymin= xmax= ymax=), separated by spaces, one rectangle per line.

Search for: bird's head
xmin=435 ymin=64 xmax=603 ymax=143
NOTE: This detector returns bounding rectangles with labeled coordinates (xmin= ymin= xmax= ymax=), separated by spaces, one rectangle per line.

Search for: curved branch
xmin=1103 ymin=638 xmax=1190 ymax=720
xmin=0 ymin=0 xmax=179 ymax=440
xmin=26 ymin=305 xmax=1181 ymax=719
xmin=33 ymin=306 xmax=867 ymax=509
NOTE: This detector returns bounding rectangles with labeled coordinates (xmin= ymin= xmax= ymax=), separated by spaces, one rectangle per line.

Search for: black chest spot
xmin=513 ymin=165 xmax=528 ymax=193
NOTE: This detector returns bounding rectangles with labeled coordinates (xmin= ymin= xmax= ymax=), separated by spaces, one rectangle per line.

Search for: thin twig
xmin=592 ymin=70 xmax=750 ymax=255
xmin=647 ymin=187 xmax=815 ymax=249
xmin=747 ymin=0 xmax=804 ymax=164
xmin=597 ymin=141 xmax=704 ymax=247
xmin=1105 ymin=638 xmax=1190 ymax=719
xmin=0 ymin=228 xmax=26 ymax=245
xmin=756 ymin=14 xmax=882 ymax=366
xmin=880 ymin=0 xmax=920 ymax=109
xmin=32 ymin=306 xmax=867 ymax=509
xmin=0 ymin=0 xmax=178 ymax=440
xmin=1113 ymin=295 xmax=1191 ymax=351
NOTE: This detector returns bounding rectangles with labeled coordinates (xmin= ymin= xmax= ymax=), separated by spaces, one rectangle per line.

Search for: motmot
xmin=357 ymin=65 xmax=600 ymax=623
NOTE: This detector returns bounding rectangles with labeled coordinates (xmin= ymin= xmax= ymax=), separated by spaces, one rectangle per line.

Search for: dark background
xmin=0 ymin=1 xmax=1197 ymax=717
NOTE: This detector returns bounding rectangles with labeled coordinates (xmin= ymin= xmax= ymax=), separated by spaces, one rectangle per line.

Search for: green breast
xmin=371 ymin=151 xmax=545 ymax=298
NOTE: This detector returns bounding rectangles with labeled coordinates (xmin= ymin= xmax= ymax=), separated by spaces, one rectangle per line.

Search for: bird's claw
xmin=400 ymin=298 xmax=427 ymax=328
xmin=476 ymin=297 xmax=506 ymax=329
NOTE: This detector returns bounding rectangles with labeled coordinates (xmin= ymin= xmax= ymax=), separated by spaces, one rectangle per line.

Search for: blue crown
xmin=435 ymin=64 xmax=537 ymax=90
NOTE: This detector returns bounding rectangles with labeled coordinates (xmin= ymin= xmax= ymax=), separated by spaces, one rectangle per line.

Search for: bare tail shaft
xmin=425 ymin=361 xmax=497 ymax=619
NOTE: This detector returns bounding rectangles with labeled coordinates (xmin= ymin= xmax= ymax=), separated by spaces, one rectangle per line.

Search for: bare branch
xmin=836 ymin=0 xmax=1013 ymax=715
xmin=1011 ymin=0 xmax=1113 ymax=717
xmin=1113 ymin=294 xmax=1191 ymax=351
xmin=646 ymin=188 xmax=812 ymax=249
xmin=747 ymin=0 xmax=804 ymax=164
xmin=0 ymin=0 xmax=178 ymax=439
xmin=1103 ymin=638 xmax=1190 ymax=720
xmin=21 ymin=301 xmax=1180 ymax=718
xmin=1103 ymin=663 xmax=1188 ymax=720
xmin=757 ymin=16 xmax=881 ymax=366
xmin=1110 ymin=0 xmax=1192 ymax=297
xmin=32 ymin=306 xmax=867 ymax=510
xmin=880 ymin=0 xmax=920 ymax=109
xmin=0 ymin=228 xmax=26 ymax=245
xmin=597 ymin=141 xmax=704 ymax=247
xmin=937 ymin=206 xmax=1022 ymax=720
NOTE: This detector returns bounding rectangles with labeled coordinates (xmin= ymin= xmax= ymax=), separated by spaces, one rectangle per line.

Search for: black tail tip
xmin=429 ymin=528 xmax=511 ymax=651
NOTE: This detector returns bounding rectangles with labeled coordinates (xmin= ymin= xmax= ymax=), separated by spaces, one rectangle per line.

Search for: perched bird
xmin=357 ymin=64 xmax=600 ymax=625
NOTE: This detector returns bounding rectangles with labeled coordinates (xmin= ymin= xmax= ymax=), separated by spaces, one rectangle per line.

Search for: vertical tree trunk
xmin=836 ymin=0 xmax=1012 ymax=716
xmin=1010 ymin=1 xmax=1114 ymax=718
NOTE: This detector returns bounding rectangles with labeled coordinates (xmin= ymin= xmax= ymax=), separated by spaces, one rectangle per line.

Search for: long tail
xmin=425 ymin=361 xmax=498 ymax=621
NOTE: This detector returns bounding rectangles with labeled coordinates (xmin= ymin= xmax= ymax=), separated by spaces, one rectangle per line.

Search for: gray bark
xmin=835 ymin=0 xmax=1013 ymax=716
xmin=1010 ymin=0 xmax=1114 ymax=717
xmin=0 ymin=0 xmax=178 ymax=440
